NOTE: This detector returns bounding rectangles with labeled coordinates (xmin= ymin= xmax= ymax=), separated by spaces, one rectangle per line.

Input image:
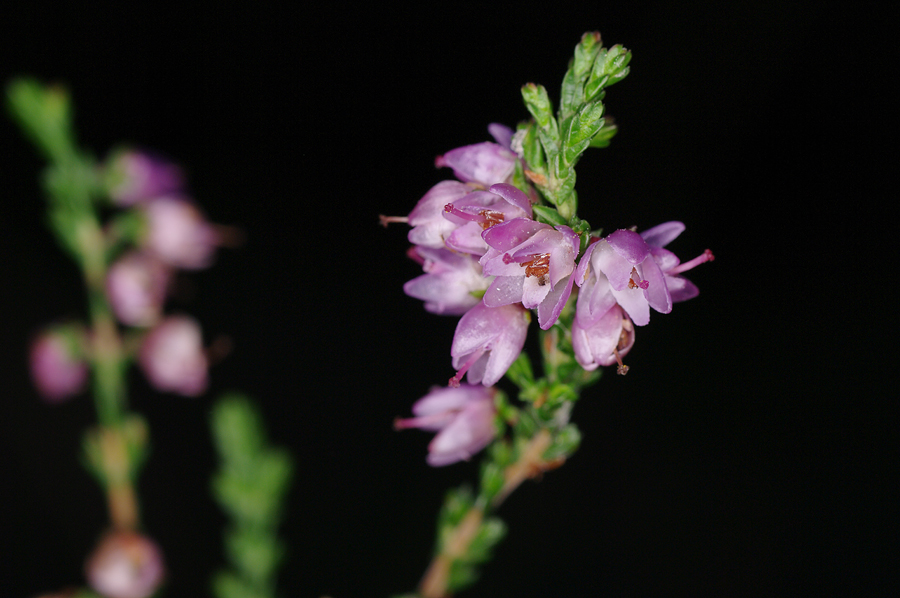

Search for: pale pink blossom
xmin=106 ymin=252 xmax=171 ymax=327
xmin=395 ymin=385 xmax=497 ymax=466
xmin=138 ymin=316 xmax=208 ymax=396
xmin=450 ymin=301 xmax=529 ymax=387
xmin=85 ymin=531 xmax=165 ymax=598
xmin=29 ymin=326 xmax=88 ymax=403
xmin=141 ymin=197 xmax=218 ymax=270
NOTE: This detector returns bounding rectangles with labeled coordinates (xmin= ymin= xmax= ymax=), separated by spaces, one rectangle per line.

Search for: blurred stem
xmin=79 ymin=218 xmax=126 ymax=426
xmin=99 ymin=427 xmax=139 ymax=530
xmin=417 ymin=429 xmax=554 ymax=598
xmin=78 ymin=217 xmax=140 ymax=530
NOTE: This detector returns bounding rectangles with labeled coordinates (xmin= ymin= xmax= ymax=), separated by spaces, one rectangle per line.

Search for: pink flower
xmin=576 ymin=223 xmax=713 ymax=327
xmin=403 ymin=246 xmax=491 ymax=315
xmin=106 ymin=252 xmax=171 ymax=327
xmin=138 ymin=316 xmax=208 ymax=396
xmin=434 ymin=123 xmax=516 ymax=186
xmin=450 ymin=301 xmax=529 ymax=387
xmin=571 ymin=304 xmax=635 ymax=374
xmin=85 ymin=531 xmax=165 ymax=598
xmin=407 ymin=181 xmax=472 ymax=248
xmin=29 ymin=326 xmax=88 ymax=403
xmin=140 ymin=197 xmax=218 ymax=270
xmin=406 ymin=182 xmax=531 ymax=256
xmin=395 ymin=385 xmax=497 ymax=466
xmin=480 ymin=217 xmax=580 ymax=329
xmin=104 ymin=149 xmax=183 ymax=206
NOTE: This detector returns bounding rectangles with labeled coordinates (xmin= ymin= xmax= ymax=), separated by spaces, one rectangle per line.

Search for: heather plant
xmin=8 ymin=79 xmax=292 ymax=598
xmin=384 ymin=31 xmax=713 ymax=597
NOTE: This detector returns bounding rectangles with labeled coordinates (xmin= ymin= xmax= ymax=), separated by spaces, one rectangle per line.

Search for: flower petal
xmin=640 ymin=221 xmax=685 ymax=248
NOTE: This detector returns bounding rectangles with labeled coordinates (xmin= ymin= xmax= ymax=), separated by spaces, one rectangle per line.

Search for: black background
xmin=1 ymin=3 xmax=894 ymax=597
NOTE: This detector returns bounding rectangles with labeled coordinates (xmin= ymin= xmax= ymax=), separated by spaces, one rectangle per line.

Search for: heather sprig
xmin=519 ymin=31 xmax=631 ymax=221
xmin=8 ymin=78 xmax=293 ymax=598
xmin=210 ymin=394 xmax=294 ymax=598
xmin=387 ymin=31 xmax=712 ymax=598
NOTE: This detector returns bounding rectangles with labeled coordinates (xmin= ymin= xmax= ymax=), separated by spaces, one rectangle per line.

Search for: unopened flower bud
xmin=85 ymin=531 xmax=165 ymax=598
xmin=29 ymin=325 xmax=88 ymax=403
xmin=434 ymin=124 xmax=516 ymax=186
xmin=104 ymin=149 xmax=183 ymax=206
xmin=139 ymin=316 xmax=208 ymax=396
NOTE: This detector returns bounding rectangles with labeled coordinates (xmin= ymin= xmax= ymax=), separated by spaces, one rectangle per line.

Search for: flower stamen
xmin=378 ymin=214 xmax=409 ymax=227
xmin=627 ymin=267 xmax=650 ymax=290
xmin=443 ymin=204 xmax=505 ymax=230
xmin=449 ymin=348 xmax=485 ymax=388
xmin=613 ymin=348 xmax=629 ymax=375
xmin=668 ymin=249 xmax=715 ymax=275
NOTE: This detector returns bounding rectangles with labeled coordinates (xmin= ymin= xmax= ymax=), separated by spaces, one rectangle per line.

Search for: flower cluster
xmin=388 ymin=126 xmax=713 ymax=466
xmin=29 ymin=149 xmax=226 ymax=402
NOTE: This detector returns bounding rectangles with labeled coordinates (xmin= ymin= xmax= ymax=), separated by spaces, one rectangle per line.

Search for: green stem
xmin=71 ymin=177 xmax=139 ymax=530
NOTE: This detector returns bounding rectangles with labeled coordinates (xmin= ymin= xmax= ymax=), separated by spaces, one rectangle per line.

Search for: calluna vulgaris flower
xmin=29 ymin=325 xmax=88 ymax=403
xmin=104 ymin=149 xmax=184 ymax=206
xmin=406 ymin=182 xmax=532 ymax=256
xmin=403 ymin=246 xmax=491 ymax=315
xmin=140 ymin=197 xmax=219 ymax=270
xmin=434 ymin=123 xmax=517 ymax=186
xmin=480 ymin=217 xmax=580 ymax=330
xmin=106 ymin=251 xmax=171 ymax=327
xmin=395 ymin=384 xmax=498 ymax=466
xmin=138 ymin=316 xmax=208 ymax=396
xmin=574 ymin=221 xmax=713 ymax=372
xmin=450 ymin=301 xmax=530 ymax=387
xmin=85 ymin=531 xmax=165 ymax=598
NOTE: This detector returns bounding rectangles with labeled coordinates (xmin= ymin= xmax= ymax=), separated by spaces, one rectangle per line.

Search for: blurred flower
xmin=403 ymin=246 xmax=491 ymax=315
xmin=29 ymin=325 xmax=88 ymax=403
xmin=85 ymin=531 xmax=165 ymax=598
xmin=106 ymin=252 xmax=171 ymax=327
xmin=450 ymin=301 xmax=529 ymax=387
xmin=395 ymin=385 xmax=497 ymax=466
xmin=434 ymin=123 xmax=516 ymax=186
xmin=104 ymin=149 xmax=183 ymax=206
xmin=138 ymin=316 xmax=208 ymax=396
xmin=140 ymin=197 xmax=218 ymax=270
xmin=480 ymin=218 xmax=580 ymax=329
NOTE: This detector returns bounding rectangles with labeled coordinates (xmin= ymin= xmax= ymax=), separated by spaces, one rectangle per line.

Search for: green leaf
xmin=585 ymin=44 xmax=631 ymax=100
xmin=447 ymin=561 xmax=479 ymax=593
xmin=521 ymin=83 xmax=554 ymax=130
xmin=519 ymin=122 xmax=546 ymax=176
xmin=438 ymin=486 xmax=475 ymax=531
xmin=6 ymin=78 xmax=79 ymax=163
xmin=543 ymin=424 xmax=582 ymax=461
xmin=589 ymin=116 xmax=619 ymax=148
xmin=559 ymin=32 xmax=603 ymax=121
xmin=532 ymin=205 xmax=566 ymax=226
xmin=479 ymin=461 xmax=505 ymax=503
xmin=505 ymin=351 xmax=535 ymax=388
xmin=466 ymin=516 xmax=507 ymax=563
